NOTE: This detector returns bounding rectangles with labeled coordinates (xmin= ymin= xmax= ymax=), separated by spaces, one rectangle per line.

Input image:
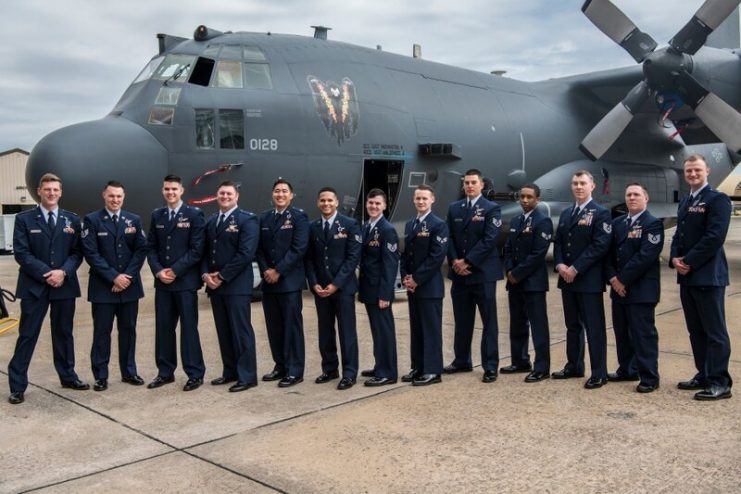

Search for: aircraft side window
xmin=155 ymin=87 xmax=181 ymax=105
xmin=244 ymin=63 xmax=273 ymax=90
xmin=148 ymin=107 xmax=175 ymax=126
xmin=213 ymin=61 xmax=244 ymax=89
xmin=195 ymin=109 xmax=215 ymax=149
xmin=243 ymin=46 xmax=267 ymax=62
xmin=219 ymin=110 xmax=244 ymax=149
xmin=220 ymin=45 xmax=242 ymax=60
xmin=133 ymin=56 xmax=164 ymax=84
xmin=189 ymin=57 xmax=215 ymax=87
xmin=153 ymin=54 xmax=195 ymax=83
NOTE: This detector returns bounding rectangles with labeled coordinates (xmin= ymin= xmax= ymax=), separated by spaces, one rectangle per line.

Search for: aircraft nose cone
xmin=27 ymin=117 xmax=168 ymax=217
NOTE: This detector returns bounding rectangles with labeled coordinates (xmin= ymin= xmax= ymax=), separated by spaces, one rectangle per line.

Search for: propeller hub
xmin=642 ymin=48 xmax=693 ymax=92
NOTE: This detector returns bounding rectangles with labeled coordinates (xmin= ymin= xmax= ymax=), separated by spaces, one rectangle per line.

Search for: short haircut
xmin=625 ymin=182 xmax=649 ymax=195
xmin=104 ymin=180 xmax=125 ymax=191
xmin=463 ymin=169 xmax=483 ymax=179
xmin=416 ymin=184 xmax=435 ymax=194
xmin=317 ymin=186 xmax=338 ymax=198
xmin=573 ymin=170 xmax=594 ymax=182
xmin=684 ymin=154 xmax=708 ymax=167
xmin=163 ymin=174 xmax=182 ymax=184
xmin=39 ymin=173 xmax=62 ymax=188
xmin=273 ymin=178 xmax=293 ymax=192
xmin=520 ymin=183 xmax=540 ymax=197
xmin=218 ymin=180 xmax=239 ymax=191
xmin=366 ymin=188 xmax=387 ymax=201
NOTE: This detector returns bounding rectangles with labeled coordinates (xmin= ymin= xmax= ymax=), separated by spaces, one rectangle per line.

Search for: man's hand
xmin=263 ymin=268 xmax=281 ymax=284
xmin=506 ymin=271 xmax=518 ymax=285
xmin=112 ymin=274 xmax=132 ymax=292
xmin=43 ymin=269 xmax=66 ymax=288
xmin=403 ymin=275 xmax=417 ymax=293
xmin=157 ymin=268 xmax=177 ymax=284
xmin=609 ymin=276 xmax=627 ymax=297
xmin=673 ymin=257 xmax=691 ymax=276
xmin=557 ymin=264 xmax=577 ymax=283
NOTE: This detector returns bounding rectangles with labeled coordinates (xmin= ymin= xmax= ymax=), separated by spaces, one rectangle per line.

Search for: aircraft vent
xmin=312 ymin=26 xmax=331 ymax=40
xmin=418 ymin=143 xmax=462 ymax=159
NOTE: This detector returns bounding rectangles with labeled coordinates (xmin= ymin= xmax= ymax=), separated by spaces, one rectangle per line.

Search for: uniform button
xmin=567 ymin=243 xmax=571 ymax=247
xmin=214 ymin=240 xmax=218 ymax=243
xmin=165 ymin=256 xmax=170 ymax=260
xmin=166 ymin=246 xmax=170 ymax=250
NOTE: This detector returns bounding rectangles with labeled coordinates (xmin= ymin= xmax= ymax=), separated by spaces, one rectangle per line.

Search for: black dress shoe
xmin=337 ymin=377 xmax=356 ymax=390
xmin=412 ymin=374 xmax=441 ymax=386
xmin=482 ymin=370 xmax=498 ymax=383
xmin=677 ymin=377 xmax=705 ymax=390
xmin=524 ymin=371 xmax=550 ymax=383
xmin=147 ymin=375 xmax=175 ymax=389
xmin=551 ymin=368 xmax=585 ymax=379
xmin=364 ymin=377 xmax=397 ymax=387
xmin=401 ymin=369 xmax=421 ymax=382
xmin=61 ymin=379 xmax=90 ymax=390
xmin=229 ymin=382 xmax=257 ymax=393
xmin=607 ymin=372 xmax=639 ymax=382
xmin=93 ymin=379 xmax=108 ymax=392
xmin=315 ymin=371 xmax=340 ymax=384
xmin=500 ymin=364 xmax=532 ymax=374
xmin=183 ymin=378 xmax=203 ymax=391
xmin=584 ymin=377 xmax=607 ymax=389
xmin=636 ymin=382 xmax=660 ymax=393
xmin=278 ymin=376 xmax=304 ymax=387
xmin=694 ymin=385 xmax=732 ymax=401
xmin=210 ymin=376 xmax=237 ymax=385
xmin=122 ymin=375 xmax=145 ymax=386
xmin=8 ymin=392 xmax=24 ymax=405
xmin=443 ymin=364 xmax=473 ymax=374
xmin=360 ymin=369 xmax=376 ymax=378
xmin=262 ymin=370 xmax=286 ymax=382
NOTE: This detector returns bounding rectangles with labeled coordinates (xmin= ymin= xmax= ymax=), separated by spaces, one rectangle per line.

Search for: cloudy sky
xmin=0 ymin=0 xmax=729 ymax=152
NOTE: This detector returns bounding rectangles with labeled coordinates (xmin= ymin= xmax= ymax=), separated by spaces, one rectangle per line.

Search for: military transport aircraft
xmin=25 ymin=0 xmax=741 ymax=232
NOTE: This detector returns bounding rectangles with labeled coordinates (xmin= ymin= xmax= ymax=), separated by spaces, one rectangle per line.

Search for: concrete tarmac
xmin=0 ymin=224 xmax=739 ymax=493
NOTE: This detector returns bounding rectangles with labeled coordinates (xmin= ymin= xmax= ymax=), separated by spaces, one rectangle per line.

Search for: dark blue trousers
xmin=611 ymin=302 xmax=659 ymax=385
xmin=450 ymin=281 xmax=499 ymax=372
xmin=561 ymin=291 xmax=607 ymax=379
xmin=680 ymin=285 xmax=732 ymax=388
xmin=8 ymin=295 xmax=79 ymax=393
xmin=315 ymin=292 xmax=358 ymax=380
xmin=262 ymin=291 xmax=305 ymax=377
xmin=153 ymin=289 xmax=205 ymax=379
xmin=364 ymin=302 xmax=398 ymax=379
xmin=210 ymin=293 xmax=257 ymax=385
xmin=91 ymin=301 xmax=139 ymax=380
xmin=408 ymin=297 xmax=443 ymax=375
xmin=508 ymin=290 xmax=550 ymax=374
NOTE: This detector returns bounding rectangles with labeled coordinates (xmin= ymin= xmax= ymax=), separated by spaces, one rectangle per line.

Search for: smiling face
xmin=317 ymin=190 xmax=339 ymax=219
xmin=217 ymin=185 xmax=239 ymax=212
xmin=102 ymin=185 xmax=125 ymax=213
xmin=518 ymin=187 xmax=539 ymax=213
xmin=684 ymin=157 xmax=709 ymax=192
xmin=37 ymin=180 xmax=62 ymax=210
xmin=625 ymin=184 xmax=648 ymax=216
xmin=366 ymin=194 xmax=386 ymax=221
xmin=571 ymin=173 xmax=595 ymax=204
xmin=413 ymin=189 xmax=435 ymax=215
xmin=162 ymin=180 xmax=184 ymax=209
xmin=462 ymin=173 xmax=484 ymax=199
xmin=272 ymin=182 xmax=294 ymax=211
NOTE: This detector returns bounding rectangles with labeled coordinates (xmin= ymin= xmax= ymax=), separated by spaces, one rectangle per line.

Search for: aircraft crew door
xmin=355 ymin=159 xmax=404 ymax=223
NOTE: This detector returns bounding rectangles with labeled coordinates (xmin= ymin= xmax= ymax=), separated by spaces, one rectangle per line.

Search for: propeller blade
xmin=670 ymin=0 xmax=741 ymax=54
xmin=581 ymin=0 xmax=657 ymax=62
xmin=580 ymin=81 xmax=650 ymax=160
xmin=676 ymin=72 xmax=741 ymax=153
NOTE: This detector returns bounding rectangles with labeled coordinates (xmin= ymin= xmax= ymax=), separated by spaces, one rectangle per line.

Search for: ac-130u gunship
xmin=26 ymin=0 xmax=741 ymax=231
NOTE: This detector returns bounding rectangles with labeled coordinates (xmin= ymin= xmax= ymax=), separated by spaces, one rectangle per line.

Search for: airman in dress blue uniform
xmin=359 ymin=188 xmax=400 ymax=386
xmin=445 ymin=169 xmax=503 ymax=383
xmin=257 ymin=179 xmax=310 ymax=387
xmin=502 ymin=184 xmax=552 ymax=383
xmin=146 ymin=174 xmax=206 ymax=392
xmin=670 ymin=154 xmax=733 ymax=401
xmin=553 ymin=170 xmax=612 ymax=389
xmin=606 ymin=183 xmax=664 ymax=393
xmin=8 ymin=173 xmax=88 ymax=405
xmin=201 ymin=181 xmax=260 ymax=393
xmin=400 ymin=185 xmax=449 ymax=386
xmin=306 ymin=187 xmax=361 ymax=390
xmin=82 ymin=181 xmax=147 ymax=392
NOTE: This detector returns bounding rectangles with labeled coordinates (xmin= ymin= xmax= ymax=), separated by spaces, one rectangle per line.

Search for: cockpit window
xmin=133 ymin=56 xmax=164 ymax=84
xmin=243 ymin=46 xmax=267 ymax=62
xmin=155 ymin=87 xmax=181 ymax=105
xmin=220 ymin=45 xmax=242 ymax=60
xmin=148 ymin=107 xmax=175 ymax=126
xmin=213 ymin=61 xmax=243 ymax=88
xmin=245 ymin=63 xmax=272 ymax=89
xmin=152 ymin=54 xmax=195 ymax=83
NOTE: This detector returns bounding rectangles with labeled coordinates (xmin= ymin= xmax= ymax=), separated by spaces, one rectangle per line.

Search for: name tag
xmin=30 ymin=229 xmax=42 ymax=234
xmin=156 ymin=224 xmax=165 ymax=229
xmin=97 ymin=232 xmax=108 ymax=236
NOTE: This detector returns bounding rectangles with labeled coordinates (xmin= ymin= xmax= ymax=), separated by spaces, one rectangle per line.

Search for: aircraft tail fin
xmin=707 ymin=7 xmax=740 ymax=49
